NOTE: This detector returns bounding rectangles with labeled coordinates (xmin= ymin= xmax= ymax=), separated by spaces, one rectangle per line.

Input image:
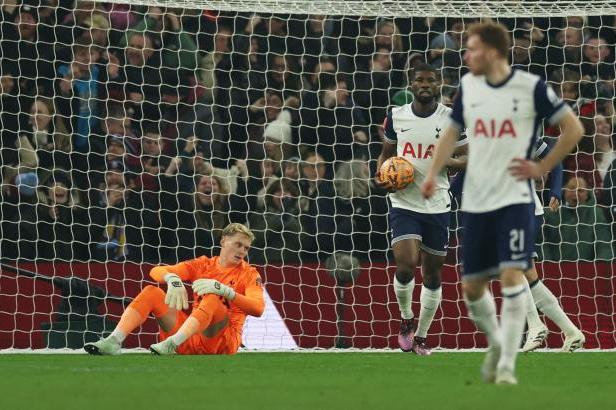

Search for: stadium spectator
xmin=511 ymin=28 xmax=548 ymax=78
xmin=56 ymin=40 xmax=107 ymax=154
xmin=542 ymin=176 xmax=614 ymax=261
xmin=171 ymin=174 xmax=230 ymax=260
xmin=299 ymin=72 xmax=370 ymax=164
xmin=594 ymin=114 xmax=615 ymax=180
xmin=37 ymin=173 xmax=88 ymax=261
xmin=564 ymin=116 xmax=603 ymax=189
xmin=249 ymin=178 xmax=303 ymax=263
xmin=298 ymin=151 xmax=352 ymax=259
xmin=25 ymin=98 xmax=72 ymax=177
xmin=548 ymin=26 xmax=584 ymax=77
xmin=87 ymin=174 xmax=151 ymax=262
xmin=0 ymin=4 xmax=55 ymax=98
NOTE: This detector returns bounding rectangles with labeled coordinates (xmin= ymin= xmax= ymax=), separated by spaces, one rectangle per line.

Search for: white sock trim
xmin=416 ymin=286 xmax=442 ymax=338
xmin=394 ymin=276 xmax=415 ymax=320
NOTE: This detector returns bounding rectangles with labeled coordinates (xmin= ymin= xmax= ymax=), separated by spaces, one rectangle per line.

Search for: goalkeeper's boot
xmin=398 ymin=319 xmax=415 ymax=352
xmin=84 ymin=337 xmax=121 ymax=355
xmin=411 ymin=336 xmax=432 ymax=356
xmin=522 ymin=324 xmax=548 ymax=352
xmin=495 ymin=367 xmax=518 ymax=385
xmin=562 ymin=330 xmax=585 ymax=352
xmin=150 ymin=338 xmax=178 ymax=355
xmin=481 ymin=343 xmax=501 ymax=383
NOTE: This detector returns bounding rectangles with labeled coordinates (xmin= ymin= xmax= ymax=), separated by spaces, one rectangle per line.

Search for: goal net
xmin=0 ymin=0 xmax=615 ymax=351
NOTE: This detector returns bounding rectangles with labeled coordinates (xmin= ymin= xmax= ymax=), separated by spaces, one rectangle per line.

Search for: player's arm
xmin=509 ymin=81 xmax=584 ymax=179
xmin=446 ymin=139 xmax=468 ymax=170
xmin=375 ymin=112 xmax=398 ymax=191
xmin=231 ymin=277 xmax=265 ymax=317
xmin=192 ymin=269 xmax=265 ymax=317
xmin=422 ymin=125 xmax=460 ymax=198
xmin=150 ymin=262 xmax=196 ymax=311
xmin=510 ymin=111 xmax=583 ymax=179
xmin=540 ymin=141 xmax=563 ymax=211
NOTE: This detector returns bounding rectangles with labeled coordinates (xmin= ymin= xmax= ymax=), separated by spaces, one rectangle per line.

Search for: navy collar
xmin=411 ymin=102 xmax=438 ymax=118
xmin=486 ymin=68 xmax=516 ymax=89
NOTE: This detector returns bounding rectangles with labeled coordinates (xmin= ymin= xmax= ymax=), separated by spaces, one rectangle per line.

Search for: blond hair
xmin=222 ymin=223 xmax=255 ymax=242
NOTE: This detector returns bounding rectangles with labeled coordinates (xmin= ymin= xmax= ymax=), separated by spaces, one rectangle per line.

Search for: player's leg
xmin=150 ymin=294 xmax=229 ymax=355
xmin=460 ymin=210 xmax=502 ymax=383
xmin=497 ymin=267 xmax=527 ymax=384
xmin=494 ymin=204 xmax=535 ymax=384
xmin=522 ymin=215 xmax=548 ymax=352
xmin=85 ymin=285 xmax=174 ymax=355
xmin=413 ymin=212 xmax=448 ymax=355
xmin=389 ymin=208 xmax=422 ymax=352
xmin=525 ymin=262 xmax=585 ymax=352
xmin=393 ymin=238 xmax=421 ymax=351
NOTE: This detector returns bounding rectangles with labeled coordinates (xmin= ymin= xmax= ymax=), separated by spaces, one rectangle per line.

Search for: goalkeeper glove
xmin=192 ymin=279 xmax=236 ymax=300
xmin=164 ymin=273 xmax=189 ymax=310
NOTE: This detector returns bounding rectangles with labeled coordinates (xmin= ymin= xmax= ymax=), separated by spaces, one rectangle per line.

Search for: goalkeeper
xmin=85 ymin=223 xmax=264 ymax=355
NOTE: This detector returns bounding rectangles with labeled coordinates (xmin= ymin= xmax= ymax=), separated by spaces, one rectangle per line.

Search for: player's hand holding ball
xmin=376 ymin=157 xmax=415 ymax=192
xmin=164 ymin=273 xmax=189 ymax=310
xmin=192 ymin=279 xmax=236 ymax=300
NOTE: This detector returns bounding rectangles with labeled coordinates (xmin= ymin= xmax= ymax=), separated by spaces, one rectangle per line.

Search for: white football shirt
xmin=384 ymin=102 xmax=468 ymax=214
xmin=449 ymin=69 xmax=571 ymax=213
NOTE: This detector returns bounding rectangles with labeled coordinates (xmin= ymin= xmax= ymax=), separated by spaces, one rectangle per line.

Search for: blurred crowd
xmin=0 ymin=1 xmax=614 ymax=264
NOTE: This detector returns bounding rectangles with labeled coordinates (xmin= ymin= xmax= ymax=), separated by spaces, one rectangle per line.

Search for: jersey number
xmin=509 ymin=229 xmax=525 ymax=252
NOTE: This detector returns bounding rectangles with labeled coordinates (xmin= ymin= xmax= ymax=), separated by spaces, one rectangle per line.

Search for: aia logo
xmin=474 ymin=119 xmax=517 ymax=138
xmin=402 ymin=142 xmax=434 ymax=159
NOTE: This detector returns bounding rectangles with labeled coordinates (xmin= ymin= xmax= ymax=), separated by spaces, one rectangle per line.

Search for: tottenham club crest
xmin=435 ymin=127 xmax=441 ymax=139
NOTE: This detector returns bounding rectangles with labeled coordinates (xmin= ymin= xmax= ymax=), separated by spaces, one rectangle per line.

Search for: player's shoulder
xmin=511 ymin=69 xmax=542 ymax=88
xmin=436 ymin=103 xmax=452 ymax=115
xmin=240 ymin=260 xmax=260 ymax=276
xmin=391 ymin=103 xmax=412 ymax=117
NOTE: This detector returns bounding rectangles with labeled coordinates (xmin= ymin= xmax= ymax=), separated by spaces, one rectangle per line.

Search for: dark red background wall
xmin=1 ymin=262 xmax=614 ymax=349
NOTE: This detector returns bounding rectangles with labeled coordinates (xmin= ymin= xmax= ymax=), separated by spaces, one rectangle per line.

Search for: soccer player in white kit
xmin=376 ymin=63 xmax=467 ymax=355
xmin=422 ymin=22 xmax=584 ymax=384
xmin=522 ymin=138 xmax=586 ymax=352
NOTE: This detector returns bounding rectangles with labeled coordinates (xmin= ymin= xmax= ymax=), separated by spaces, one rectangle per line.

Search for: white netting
xmin=0 ymin=1 xmax=614 ymax=350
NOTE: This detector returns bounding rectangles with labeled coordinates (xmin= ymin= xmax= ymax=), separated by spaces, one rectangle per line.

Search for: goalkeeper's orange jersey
xmin=150 ymin=256 xmax=265 ymax=336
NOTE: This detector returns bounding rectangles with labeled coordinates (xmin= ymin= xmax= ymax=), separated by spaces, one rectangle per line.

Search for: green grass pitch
xmin=1 ymin=352 xmax=613 ymax=410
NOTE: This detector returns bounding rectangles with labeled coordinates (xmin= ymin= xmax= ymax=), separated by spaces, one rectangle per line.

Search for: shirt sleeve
xmin=449 ymin=87 xmax=465 ymax=130
xmin=382 ymin=111 xmax=397 ymax=144
xmin=231 ymin=268 xmax=265 ymax=317
xmin=534 ymin=80 xmax=571 ymax=125
xmin=549 ymin=161 xmax=564 ymax=200
xmin=455 ymin=128 xmax=469 ymax=147
xmin=149 ymin=258 xmax=203 ymax=282
xmin=533 ymin=137 xmax=549 ymax=160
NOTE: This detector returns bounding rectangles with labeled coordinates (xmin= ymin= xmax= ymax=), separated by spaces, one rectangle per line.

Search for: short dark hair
xmin=409 ymin=63 xmax=438 ymax=81
xmin=467 ymin=22 xmax=511 ymax=58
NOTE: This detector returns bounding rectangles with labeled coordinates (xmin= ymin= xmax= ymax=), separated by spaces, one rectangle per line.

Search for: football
xmin=378 ymin=156 xmax=415 ymax=190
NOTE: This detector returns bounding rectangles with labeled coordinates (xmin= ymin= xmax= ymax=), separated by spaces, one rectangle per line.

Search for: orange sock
xmin=170 ymin=295 xmax=227 ymax=345
xmin=110 ymin=285 xmax=169 ymax=342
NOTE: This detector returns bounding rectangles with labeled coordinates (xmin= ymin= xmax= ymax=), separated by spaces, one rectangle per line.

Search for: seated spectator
xmin=37 ymin=173 xmax=88 ymax=261
xmin=298 ymin=151 xmax=351 ymax=259
xmin=26 ymin=97 xmax=72 ymax=177
xmin=249 ymin=178 xmax=302 ymax=263
xmin=543 ymin=176 xmax=613 ymax=261
xmin=263 ymin=109 xmax=293 ymax=161
xmin=0 ymin=171 xmax=40 ymax=259
xmin=56 ymin=39 xmax=105 ymax=153
xmin=136 ymin=127 xmax=172 ymax=195
xmin=170 ymin=174 xmax=230 ymax=260
xmin=595 ymin=114 xmax=614 ymax=180
xmin=299 ymin=72 xmax=370 ymax=164
xmin=87 ymin=176 xmax=146 ymax=262
xmin=564 ymin=116 xmax=603 ymax=189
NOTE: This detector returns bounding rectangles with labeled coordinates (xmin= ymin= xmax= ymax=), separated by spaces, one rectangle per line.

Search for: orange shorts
xmin=160 ymin=310 xmax=241 ymax=355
